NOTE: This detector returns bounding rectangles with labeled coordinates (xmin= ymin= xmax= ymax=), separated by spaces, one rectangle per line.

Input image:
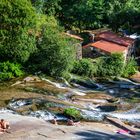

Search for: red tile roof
xmin=84 ymin=40 xmax=127 ymax=54
xmin=97 ymin=31 xmax=135 ymax=47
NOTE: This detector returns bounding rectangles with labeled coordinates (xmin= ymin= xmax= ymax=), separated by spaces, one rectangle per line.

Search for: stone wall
xmin=74 ymin=43 xmax=82 ymax=60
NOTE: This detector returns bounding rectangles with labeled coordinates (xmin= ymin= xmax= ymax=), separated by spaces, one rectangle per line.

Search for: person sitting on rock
xmin=67 ymin=118 xmax=74 ymax=126
xmin=0 ymin=119 xmax=10 ymax=132
xmin=67 ymin=118 xmax=80 ymax=126
xmin=51 ymin=116 xmax=58 ymax=125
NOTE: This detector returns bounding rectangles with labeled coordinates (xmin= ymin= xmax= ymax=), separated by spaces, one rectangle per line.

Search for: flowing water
xmin=1 ymin=76 xmax=140 ymax=123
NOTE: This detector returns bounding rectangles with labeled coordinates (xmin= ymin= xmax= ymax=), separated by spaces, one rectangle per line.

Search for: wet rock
xmin=8 ymin=98 xmax=33 ymax=109
xmin=23 ymin=76 xmax=41 ymax=83
xmin=11 ymin=81 xmax=22 ymax=86
xmin=108 ymin=112 xmax=140 ymax=122
xmin=74 ymin=98 xmax=108 ymax=104
xmin=71 ymin=93 xmax=113 ymax=104
xmin=10 ymin=76 xmax=41 ymax=87
xmin=81 ymin=109 xmax=105 ymax=121
xmin=0 ymin=100 xmax=10 ymax=108
xmin=97 ymin=104 xmax=117 ymax=112
xmin=7 ymin=98 xmax=77 ymax=116
xmin=106 ymin=98 xmax=119 ymax=103
xmin=29 ymin=110 xmax=55 ymax=120
xmin=114 ymin=98 xmax=134 ymax=110
xmin=70 ymin=78 xmax=99 ymax=89
xmin=119 ymin=84 xmax=138 ymax=89
xmin=23 ymin=83 xmax=68 ymax=96
xmin=72 ymin=92 xmax=113 ymax=99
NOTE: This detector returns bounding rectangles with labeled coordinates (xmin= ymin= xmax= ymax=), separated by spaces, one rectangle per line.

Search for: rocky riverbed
xmin=0 ymin=75 xmax=140 ymax=139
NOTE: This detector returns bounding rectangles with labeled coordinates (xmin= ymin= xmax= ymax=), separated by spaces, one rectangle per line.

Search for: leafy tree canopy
xmin=28 ymin=16 xmax=76 ymax=77
xmin=0 ymin=0 xmax=37 ymax=63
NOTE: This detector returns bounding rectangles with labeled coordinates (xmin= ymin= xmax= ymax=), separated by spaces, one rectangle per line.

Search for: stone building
xmin=83 ymin=31 xmax=136 ymax=60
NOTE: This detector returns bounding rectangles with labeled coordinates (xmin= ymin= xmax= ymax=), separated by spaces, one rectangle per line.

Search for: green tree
xmin=29 ymin=16 xmax=75 ymax=77
xmin=106 ymin=0 xmax=140 ymax=32
xmin=31 ymin=0 xmax=45 ymax=13
xmin=58 ymin=0 xmax=105 ymax=30
xmin=31 ymin=0 xmax=61 ymax=15
xmin=0 ymin=0 xmax=37 ymax=63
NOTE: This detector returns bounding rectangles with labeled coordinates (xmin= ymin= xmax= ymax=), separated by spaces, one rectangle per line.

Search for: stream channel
xmin=0 ymin=76 xmax=140 ymax=125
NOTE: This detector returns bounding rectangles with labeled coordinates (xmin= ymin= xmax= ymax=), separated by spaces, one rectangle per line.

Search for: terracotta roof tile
xmin=85 ymin=40 xmax=127 ymax=54
xmin=97 ymin=31 xmax=135 ymax=47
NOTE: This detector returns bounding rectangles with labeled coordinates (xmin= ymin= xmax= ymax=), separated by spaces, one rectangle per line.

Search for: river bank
xmin=0 ymin=75 xmax=140 ymax=139
xmin=0 ymin=112 xmax=140 ymax=140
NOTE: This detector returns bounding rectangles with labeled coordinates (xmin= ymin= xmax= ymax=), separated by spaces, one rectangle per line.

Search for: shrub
xmin=122 ymin=57 xmax=137 ymax=77
xmin=72 ymin=59 xmax=97 ymax=77
xmin=64 ymin=108 xmax=82 ymax=120
xmin=96 ymin=53 xmax=124 ymax=77
xmin=0 ymin=61 xmax=24 ymax=81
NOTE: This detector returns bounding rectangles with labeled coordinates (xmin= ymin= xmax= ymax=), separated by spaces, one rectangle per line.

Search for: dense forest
xmin=0 ymin=0 xmax=140 ymax=81
xmin=32 ymin=0 xmax=140 ymax=32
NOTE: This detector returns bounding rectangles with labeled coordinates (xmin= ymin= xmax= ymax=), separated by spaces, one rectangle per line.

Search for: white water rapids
xmin=2 ymin=77 xmax=140 ymax=123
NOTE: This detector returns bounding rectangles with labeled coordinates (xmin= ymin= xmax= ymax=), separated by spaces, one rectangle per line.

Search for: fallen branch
xmin=105 ymin=116 xmax=136 ymax=135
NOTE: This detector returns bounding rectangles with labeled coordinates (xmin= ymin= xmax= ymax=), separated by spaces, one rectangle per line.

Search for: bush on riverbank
xmin=0 ymin=61 xmax=24 ymax=81
xmin=69 ymin=53 xmax=138 ymax=79
xmin=64 ymin=108 xmax=82 ymax=120
xmin=96 ymin=53 xmax=124 ymax=77
xmin=72 ymin=59 xmax=97 ymax=77
xmin=72 ymin=53 xmax=125 ymax=78
xmin=122 ymin=57 xmax=138 ymax=77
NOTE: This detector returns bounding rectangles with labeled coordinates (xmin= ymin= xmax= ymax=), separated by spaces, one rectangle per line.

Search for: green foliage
xmin=72 ymin=54 xmax=137 ymax=78
xmin=122 ymin=57 xmax=137 ymax=77
xmin=31 ymin=0 xmax=45 ymax=13
xmin=0 ymin=61 xmax=24 ymax=81
xmin=96 ymin=53 xmax=124 ymax=77
xmin=0 ymin=0 xmax=138 ymax=79
xmin=33 ymin=0 xmax=140 ymax=32
xmin=64 ymin=108 xmax=82 ymax=120
xmin=28 ymin=16 xmax=75 ymax=77
xmin=44 ymin=0 xmax=61 ymax=15
xmin=0 ymin=0 xmax=37 ymax=63
xmin=32 ymin=0 xmax=61 ymax=15
xmin=72 ymin=59 xmax=97 ymax=77
xmin=106 ymin=0 xmax=140 ymax=32
xmin=58 ymin=0 xmax=105 ymax=30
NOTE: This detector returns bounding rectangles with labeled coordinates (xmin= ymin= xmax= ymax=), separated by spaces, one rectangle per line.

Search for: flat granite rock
xmin=0 ymin=113 xmax=140 ymax=140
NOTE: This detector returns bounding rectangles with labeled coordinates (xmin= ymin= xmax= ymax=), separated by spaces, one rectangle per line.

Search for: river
xmin=0 ymin=75 xmax=140 ymax=125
